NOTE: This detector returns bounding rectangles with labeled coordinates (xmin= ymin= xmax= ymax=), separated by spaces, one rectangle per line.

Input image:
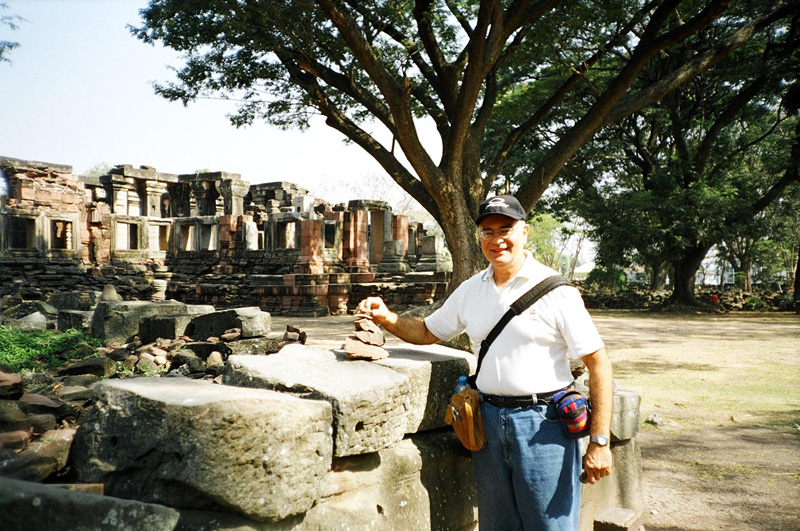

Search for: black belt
xmin=480 ymin=386 xmax=570 ymax=408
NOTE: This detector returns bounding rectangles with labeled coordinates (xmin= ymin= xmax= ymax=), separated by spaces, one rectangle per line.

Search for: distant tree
xmin=133 ymin=0 xmax=799 ymax=289
xmin=717 ymin=183 xmax=800 ymax=292
xmin=768 ymin=187 xmax=800 ymax=289
xmin=526 ymin=213 xmax=567 ymax=272
xmin=783 ymin=82 xmax=800 ymax=309
xmin=82 ymin=162 xmax=113 ymax=179
xmin=0 ymin=2 xmax=22 ymax=63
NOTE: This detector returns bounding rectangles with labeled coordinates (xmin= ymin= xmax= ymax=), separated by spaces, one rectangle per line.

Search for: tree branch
xmin=320 ymin=96 xmax=440 ymax=221
xmin=315 ymin=0 xmax=441 ymax=185
xmin=663 ymin=91 xmax=691 ymax=173
xmin=750 ymin=120 xmax=800 ymax=215
xmin=444 ymin=0 xmax=474 ymax=36
xmin=516 ymin=0 xmax=797 ymax=212
xmin=486 ymin=2 xmax=655 ymax=182
xmin=504 ymin=0 xmax=561 ymax=39
xmin=283 ymin=48 xmax=397 ymax=134
xmin=695 ymin=74 xmax=769 ymax=172
xmin=413 ymin=0 xmax=449 ymax=76
xmin=605 ymin=0 xmax=798 ymax=126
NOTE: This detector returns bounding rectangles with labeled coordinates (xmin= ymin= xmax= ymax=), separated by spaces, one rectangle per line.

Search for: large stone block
xmin=8 ymin=312 xmax=48 ymax=331
xmin=305 ymin=431 xmax=478 ymax=530
xmin=374 ymin=344 xmax=475 ymax=433
xmin=611 ymin=390 xmax=641 ymax=442
xmin=579 ymin=438 xmax=644 ymax=531
xmin=224 ymin=345 xmax=410 ymax=457
xmin=90 ymin=301 xmax=215 ymax=343
xmin=173 ymin=431 xmax=478 ymax=531
xmin=0 ymin=477 xmax=181 ymax=531
xmin=72 ymin=378 xmax=332 ymax=522
xmin=48 ymin=290 xmax=102 ymax=311
xmin=187 ymin=307 xmax=271 ymax=340
xmin=139 ymin=314 xmax=196 ymax=344
xmin=181 ymin=336 xmax=284 ymax=361
xmin=4 ymin=300 xmax=58 ymax=320
xmin=57 ymin=310 xmax=93 ymax=333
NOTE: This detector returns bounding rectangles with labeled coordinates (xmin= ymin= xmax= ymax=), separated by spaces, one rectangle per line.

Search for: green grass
xmin=615 ymin=356 xmax=800 ymax=434
xmin=0 ymin=326 xmax=103 ymax=372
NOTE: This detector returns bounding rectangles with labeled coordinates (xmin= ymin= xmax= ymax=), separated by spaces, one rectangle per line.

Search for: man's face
xmin=478 ymin=214 xmax=528 ymax=270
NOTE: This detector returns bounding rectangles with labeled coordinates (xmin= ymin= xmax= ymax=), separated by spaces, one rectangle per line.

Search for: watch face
xmin=591 ymin=435 xmax=609 ymax=446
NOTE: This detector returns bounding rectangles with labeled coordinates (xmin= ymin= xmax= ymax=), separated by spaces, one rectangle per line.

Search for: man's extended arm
xmin=356 ymin=296 xmax=440 ymax=345
xmin=581 ymin=347 xmax=614 ymax=484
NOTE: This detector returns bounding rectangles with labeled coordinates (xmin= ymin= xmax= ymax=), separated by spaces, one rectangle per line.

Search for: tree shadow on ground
xmin=640 ymin=411 xmax=800 ymax=531
xmin=612 ymin=357 xmax=717 ymax=377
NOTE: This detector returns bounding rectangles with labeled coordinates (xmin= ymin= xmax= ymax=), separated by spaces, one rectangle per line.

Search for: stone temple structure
xmin=0 ymin=156 xmax=452 ymax=316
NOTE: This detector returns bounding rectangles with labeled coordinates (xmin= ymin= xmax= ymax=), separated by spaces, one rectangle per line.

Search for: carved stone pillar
xmin=391 ymin=214 xmax=409 ymax=259
xmin=143 ymin=181 xmax=168 ymax=218
xmin=220 ymin=177 xmax=249 ymax=216
xmin=189 ymin=181 xmax=209 ymax=217
xmin=377 ymin=240 xmax=411 ymax=273
xmin=167 ymin=183 xmax=191 ymax=218
xmin=415 ymin=235 xmax=452 ymax=272
xmin=343 ymin=210 xmax=370 ymax=273
xmin=293 ymin=219 xmax=325 ymax=274
xmin=102 ymin=175 xmax=136 ymax=215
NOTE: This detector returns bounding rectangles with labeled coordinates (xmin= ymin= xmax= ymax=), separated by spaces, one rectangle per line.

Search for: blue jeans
xmin=472 ymin=401 xmax=581 ymax=531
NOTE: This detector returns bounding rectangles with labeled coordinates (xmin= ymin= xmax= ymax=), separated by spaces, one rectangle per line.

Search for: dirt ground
xmin=272 ymin=311 xmax=800 ymax=531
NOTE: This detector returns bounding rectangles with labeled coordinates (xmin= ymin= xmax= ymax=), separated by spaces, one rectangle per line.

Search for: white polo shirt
xmin=424 ymin=253 xmax=604 ymax=395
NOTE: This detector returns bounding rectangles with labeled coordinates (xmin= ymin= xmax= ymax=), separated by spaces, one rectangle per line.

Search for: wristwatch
xmin=589 ymin=434 xmax=610 ymax=446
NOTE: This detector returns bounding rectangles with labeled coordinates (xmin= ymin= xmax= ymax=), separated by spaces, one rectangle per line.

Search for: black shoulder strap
xmin=473 ymin=275 xmax=570 ymax=385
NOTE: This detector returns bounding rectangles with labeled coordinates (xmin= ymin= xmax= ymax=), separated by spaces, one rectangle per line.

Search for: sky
xmin=0 ymin=0 xmax=432 ymax=203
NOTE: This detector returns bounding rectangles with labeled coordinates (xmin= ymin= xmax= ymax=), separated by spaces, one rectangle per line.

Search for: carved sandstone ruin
xmin=0 ymin=155 xmax=451 ymax=316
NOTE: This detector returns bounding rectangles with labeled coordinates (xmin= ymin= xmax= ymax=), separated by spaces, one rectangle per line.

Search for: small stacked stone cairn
xmin=343 ymin=318 xmax=388 ymax=360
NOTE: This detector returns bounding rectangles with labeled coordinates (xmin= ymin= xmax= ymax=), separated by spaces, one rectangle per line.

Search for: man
xmin=357 ymin=195 xmax=613 ymax=530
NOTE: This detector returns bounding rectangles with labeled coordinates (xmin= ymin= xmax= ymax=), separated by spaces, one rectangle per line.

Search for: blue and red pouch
xmin=553 ymin=389 xmax=592 ymax=439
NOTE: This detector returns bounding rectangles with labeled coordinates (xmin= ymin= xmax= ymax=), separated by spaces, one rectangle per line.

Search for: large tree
xmin=134 ymin=0 xmax=799 ymax=287
xmin=541 ymin=10 xmax=800 ymax=305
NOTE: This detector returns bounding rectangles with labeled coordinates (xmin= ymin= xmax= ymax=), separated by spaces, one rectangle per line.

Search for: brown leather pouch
xmin=444 ymin=388 xmax=487 ymax=451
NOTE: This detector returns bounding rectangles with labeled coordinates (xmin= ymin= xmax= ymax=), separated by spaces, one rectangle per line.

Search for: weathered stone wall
xmin=57 ymin=342 xmax=642 ymax=531
xmin=1 ymin=156 xmax=454 ymax=317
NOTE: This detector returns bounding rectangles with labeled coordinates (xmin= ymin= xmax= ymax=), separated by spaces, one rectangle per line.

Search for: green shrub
xmin=0 ymin=326 xmax=102 ymax=373
xmin=585 ymin=266 xmax=628 ymax=293
xmin=743 ymin=297 xmax=767 ymax=311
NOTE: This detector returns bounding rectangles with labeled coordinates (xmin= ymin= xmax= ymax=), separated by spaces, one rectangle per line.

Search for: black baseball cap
xmin=475 ymin=195 xmax=527 ymax=225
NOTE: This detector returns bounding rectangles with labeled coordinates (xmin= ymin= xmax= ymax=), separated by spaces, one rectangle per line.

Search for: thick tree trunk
xmin=740 ymin=260 xmax=753 ymax=292
xmin=434 ymin=190 xmax=487 ymax=291
xmin=718 ymin=257 xmax=727 ymax=289
xmin=668 ymin=244 xmax=713 ymax=306
xmin=648 ymin=262 xmax=668 ymax=291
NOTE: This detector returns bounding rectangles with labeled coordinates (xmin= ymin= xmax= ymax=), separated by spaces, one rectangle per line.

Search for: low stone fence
xmin=3 ymin=339 xmax=643 ymax=530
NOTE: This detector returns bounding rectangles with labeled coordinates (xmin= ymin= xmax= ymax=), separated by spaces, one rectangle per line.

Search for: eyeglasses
xmin=478 ymin=225 xmax=520 ymax=241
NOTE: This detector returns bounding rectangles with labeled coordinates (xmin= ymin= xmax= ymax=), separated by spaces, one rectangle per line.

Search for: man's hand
xmin=356 ymin=296 xmax=396 ymax=327
xmin=355 ymin=297 xmax=439 ymax=345
xmin=582 ymin=442 xmax=613 ymax=484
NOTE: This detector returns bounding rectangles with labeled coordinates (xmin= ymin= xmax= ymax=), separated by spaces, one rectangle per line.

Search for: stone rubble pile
xmin=578 ymin=284 xmax=795 ymax=312
xmin=0 ymin=300 xmax=307 ymax=489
